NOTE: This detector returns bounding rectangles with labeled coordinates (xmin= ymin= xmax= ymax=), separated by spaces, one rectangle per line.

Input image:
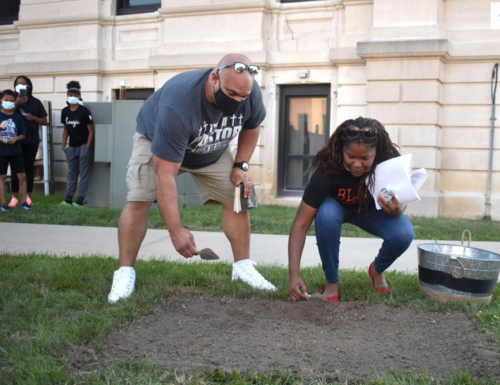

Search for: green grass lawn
xmin=1 ymin=254 xmax=499 ymax=384
xmin=1 ymin=194 xmax=500 ymax=241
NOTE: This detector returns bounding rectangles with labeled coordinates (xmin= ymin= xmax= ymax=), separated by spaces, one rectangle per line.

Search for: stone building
xmin=0 ymin=0 xmax=499 ymax=219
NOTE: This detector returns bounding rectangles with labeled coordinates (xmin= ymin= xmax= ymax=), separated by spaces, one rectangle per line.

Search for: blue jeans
xmin=315 ymin=197 xmax=414 ymax=283
xmin=65 ymin=144 xmax=92 ymax=202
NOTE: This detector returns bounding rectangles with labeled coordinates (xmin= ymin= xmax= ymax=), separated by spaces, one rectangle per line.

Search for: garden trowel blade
xmin=198 ymin=248 xmax=220 ymax=260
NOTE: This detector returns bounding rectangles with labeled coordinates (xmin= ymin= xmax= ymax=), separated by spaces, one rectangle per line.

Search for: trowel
xmin=197 ymin=248 xmax=220 ymax=260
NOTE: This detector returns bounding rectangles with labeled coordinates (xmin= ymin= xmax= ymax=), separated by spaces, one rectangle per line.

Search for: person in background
xmin=0 ymin=90 xmax=31 ymax=211
xmin=9 ymin=75 xmax=48 ymax=207
xmin=60 ymin=81 xmax=94 ymax=208
xmin=288 ymin=117 xmax=414 ymax=303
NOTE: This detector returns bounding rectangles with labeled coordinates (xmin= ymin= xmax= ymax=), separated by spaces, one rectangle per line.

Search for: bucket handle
xmin=461 ymin=230 xmax=471 ymax=246
xmin=448 ymin=256 xmax=466 ymax=279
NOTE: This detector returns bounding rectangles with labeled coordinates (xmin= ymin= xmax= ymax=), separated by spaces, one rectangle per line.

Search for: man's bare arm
xmin=154 ymin=155 xmax=198 ymax=258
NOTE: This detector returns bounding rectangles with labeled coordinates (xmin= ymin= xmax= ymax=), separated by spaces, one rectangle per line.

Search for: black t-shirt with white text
xmin=61 ymin=105 xmax=93 ymax=147
xmin=136 ymin=68 xmax=266 ymax=169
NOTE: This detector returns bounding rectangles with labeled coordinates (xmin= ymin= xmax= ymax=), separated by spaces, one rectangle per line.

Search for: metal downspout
xmin=484 ymin=63 xmax=498 ymax=221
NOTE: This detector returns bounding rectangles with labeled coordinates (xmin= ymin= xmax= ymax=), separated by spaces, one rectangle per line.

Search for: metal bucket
xmin=417 ymin=230 xmax=500 ymax=304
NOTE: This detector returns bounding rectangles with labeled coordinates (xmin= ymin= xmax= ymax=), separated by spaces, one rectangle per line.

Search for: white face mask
xmin=15 ymin=84 xmax=27 ymax=94
xmin=2 ymin=101 xmax=16 ymax=110
xmin=67 ymin=97 xmax=80 ymax=105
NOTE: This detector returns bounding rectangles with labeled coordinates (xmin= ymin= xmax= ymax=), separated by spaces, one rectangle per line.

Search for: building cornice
xmin=0 ymin=24 xmax=19 ymax=35
xmin=158 ymin=1 xmax=271 ymax=18
xmin=13 ymin=12 xmax=163 ymax=30
xmin=272 ymin=0 xmax=342 ymax=14
xmin=158 ymin=1 xmax=343 ymax=18
xmin=339 ymin=0 xmax=373 ymax=6
xmin=329 ymin=46 xmax=365 ymax=65
xmin=5 ymin=59 xmax=106 ymax=77
xmin=357 ymin=39 xmax=451 ymax=61
xmin=355 ymin=39 xmax=500 ymax=62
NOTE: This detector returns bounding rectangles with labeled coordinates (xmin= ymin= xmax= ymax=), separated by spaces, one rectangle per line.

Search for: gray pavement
xmin=2 ymin=223 xmax=500 ymax=277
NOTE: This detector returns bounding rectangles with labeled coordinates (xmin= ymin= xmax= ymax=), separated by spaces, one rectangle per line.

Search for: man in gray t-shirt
xmin=108 ymin=53 xmax=277 ymax=303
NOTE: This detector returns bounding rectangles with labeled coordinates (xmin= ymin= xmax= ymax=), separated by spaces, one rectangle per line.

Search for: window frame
xmin=116 ymin=0 xmax=161 ymax=16
xmin=0 ymin=0 xmax=20 ymax=26
xmin=277 ymin=84 xmax=331 ymax=197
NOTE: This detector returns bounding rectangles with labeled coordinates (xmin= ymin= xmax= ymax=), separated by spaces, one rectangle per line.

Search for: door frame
xmin=277 ymin=84 xmax=331 ymax=197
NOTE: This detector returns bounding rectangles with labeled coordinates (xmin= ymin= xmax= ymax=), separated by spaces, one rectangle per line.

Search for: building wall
xmin=0 ymin=0 xmax=499 ymax=219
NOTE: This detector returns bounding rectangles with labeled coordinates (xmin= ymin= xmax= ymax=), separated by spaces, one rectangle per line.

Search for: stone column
xmin=355 ymin=0 xmax=446 ymax=217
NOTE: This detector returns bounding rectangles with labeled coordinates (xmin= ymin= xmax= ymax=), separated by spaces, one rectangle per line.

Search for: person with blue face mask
xmin=0 ymin=89 xmax=31 ymax=211
xmin=60 ymin=80 xmax=94 ymax=208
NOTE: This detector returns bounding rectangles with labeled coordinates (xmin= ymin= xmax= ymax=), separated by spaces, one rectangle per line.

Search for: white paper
xmin=368 ymin=153 xmax=428 ymax=210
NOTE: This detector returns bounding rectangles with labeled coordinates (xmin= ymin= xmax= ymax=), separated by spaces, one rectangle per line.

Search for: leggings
xmin=11 ymin=143 xmax=39 ymax=194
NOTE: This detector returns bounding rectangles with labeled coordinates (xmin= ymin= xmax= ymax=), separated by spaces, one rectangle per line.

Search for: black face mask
xmin=213 ymin=77 xmax=246 ymax=115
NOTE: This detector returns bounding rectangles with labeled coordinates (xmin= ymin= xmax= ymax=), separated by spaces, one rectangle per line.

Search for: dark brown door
xmin=278 ymin=84 xmax=331 ymax=196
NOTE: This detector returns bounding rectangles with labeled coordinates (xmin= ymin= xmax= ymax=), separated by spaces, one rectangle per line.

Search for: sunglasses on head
xmin=217 ymin=62 xmax=260 ymax=75
xmin=344 ymin=125 xmax=377 ymax=140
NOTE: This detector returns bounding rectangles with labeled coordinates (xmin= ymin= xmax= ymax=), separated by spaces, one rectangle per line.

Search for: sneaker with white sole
xmin=108 ymin=268 xmax=136 ymax=303
xmin=0 ymin=203 xmax=10 ymax=212
xmin=232 ymin=259 xmax=277 ymax=291
xmin=21 ymin=202 xmax=33 ymax=211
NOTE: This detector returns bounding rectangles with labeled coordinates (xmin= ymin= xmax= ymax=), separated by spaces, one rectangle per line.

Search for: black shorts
xmin=0 ymin=154 xmax=26 ymax=175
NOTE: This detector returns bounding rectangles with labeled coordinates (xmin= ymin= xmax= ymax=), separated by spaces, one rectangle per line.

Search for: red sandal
xmin=368 ymin=262 xmax=390 ymax=294
xmin=321 ymin=288 xmax=340 ymax=303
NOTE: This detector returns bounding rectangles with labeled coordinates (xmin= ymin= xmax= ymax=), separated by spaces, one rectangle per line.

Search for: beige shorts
xmin=126 ymin=133 xmax=235 ymax=205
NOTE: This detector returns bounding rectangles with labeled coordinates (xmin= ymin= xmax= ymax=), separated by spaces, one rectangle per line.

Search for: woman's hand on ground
xmin=288 ymin=276 xmax=308 ymax=301
xmin=377 ymin=194 xmax=404 ymax=216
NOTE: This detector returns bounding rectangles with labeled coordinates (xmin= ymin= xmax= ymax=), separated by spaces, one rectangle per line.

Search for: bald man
xmin=108 ymin=54 xmax=277 ymax=303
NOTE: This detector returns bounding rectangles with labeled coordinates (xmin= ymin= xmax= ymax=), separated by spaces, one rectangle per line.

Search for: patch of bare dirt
xmin=67 ymin=295 xmax=500 ymax=381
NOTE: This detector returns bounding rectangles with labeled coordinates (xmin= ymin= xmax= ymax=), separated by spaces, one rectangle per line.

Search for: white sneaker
xmin=108 ymin=268 xmax=136 ymax=303
xmin=232 ymin=260 xmax=277 ymax=291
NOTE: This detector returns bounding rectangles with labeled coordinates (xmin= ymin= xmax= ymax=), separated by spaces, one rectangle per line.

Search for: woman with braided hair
xmin=9 ymin=75 xmax=48 ymax=208
xmin=288 ymin=117 xmax=414 ymax=303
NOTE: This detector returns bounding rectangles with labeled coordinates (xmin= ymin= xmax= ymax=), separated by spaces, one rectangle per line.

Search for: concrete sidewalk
xmin=2 ymin=223 xmax=500 ymax=277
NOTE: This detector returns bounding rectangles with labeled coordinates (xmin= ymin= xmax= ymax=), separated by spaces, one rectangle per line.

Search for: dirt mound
xmin=68 ymin=295 xmax=500 ymax=381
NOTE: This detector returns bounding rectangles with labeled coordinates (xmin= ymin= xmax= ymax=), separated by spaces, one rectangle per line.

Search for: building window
xmin=117 ymin=0 xmax=161 ymax=15
xmin=0 ymin=0 xmax=20 ymax=25
xmin=278 ymin=84 xmax=331 ymax=196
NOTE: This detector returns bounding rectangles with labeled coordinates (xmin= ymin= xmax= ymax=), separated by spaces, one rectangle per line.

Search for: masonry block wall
xmin=0 ymin=0 xmax=498 ymax=218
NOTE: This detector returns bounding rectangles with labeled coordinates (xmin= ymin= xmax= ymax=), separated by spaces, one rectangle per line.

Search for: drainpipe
xmin=484 ymin=63 xmax=498 ymax=221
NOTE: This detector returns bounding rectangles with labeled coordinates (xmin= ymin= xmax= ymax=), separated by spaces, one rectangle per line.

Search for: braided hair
xmin=312 ymin=116 xmax=397 ymax=212
xmin=13 ymin=76 xmax=34 ymax=97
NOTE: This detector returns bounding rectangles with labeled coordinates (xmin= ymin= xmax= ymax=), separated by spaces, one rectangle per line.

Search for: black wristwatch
xmin=233 ymin=161 xmax=249 ymax=172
